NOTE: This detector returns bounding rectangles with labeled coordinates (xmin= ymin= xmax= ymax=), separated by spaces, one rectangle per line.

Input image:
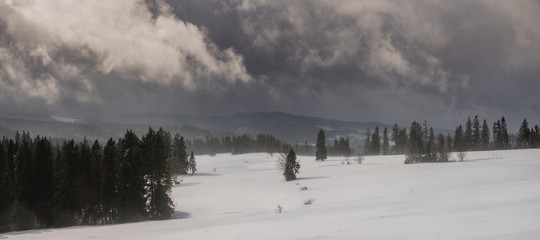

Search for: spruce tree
xmin=144 ymin=128 xmax=173 ymax=220
xmin=33 ymin=137 xmax=55 ymax=227
xmin=371 ymin=126 xmax=381 ymax=155
xmin=436 ymin=133 xmax=448 ymax=162
xmin=363 ymin=129 xmax=371 ymax=155
xmin=501 ymin=117 xmax=510 ymax=149
xmin=315 ymin=129 xmax=327 ymax=161
xmin=283 ymin=149 xmax=300 ymax=181
xmin=171 ymin=134 xmax=188 ymax=179
xmin=101 ymin=138 xmax=118 ymax=224
xmin=117 ymin=130 xmax=147 ymax=223
xmin=0 ymin=140 xmax=10 ymax=232
xmin=382 ymin=127 xmax=390 ymax=155
xmin=188 ymin=152 xmax=197 ymax=175
xmin=517 ymin=118 xmax=530 ymax=149
xmin=472 ymin=115 xmax=481 ymax=150
xmin=493 ymin=120 xmax=502 ymax=149
xmin=480 ymin=119 xmax=490 ymax=150
xmin=465 ymin=117 xmax=473 ymax=150
xmin=405 ymin=121 xmax=424 ymax=164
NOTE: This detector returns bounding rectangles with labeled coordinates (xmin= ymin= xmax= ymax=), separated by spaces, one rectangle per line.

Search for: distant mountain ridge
xmin=95 ymin=111 xmax=390 ymax=144
xmin=0 ymin=111 xmax=390 ymax=144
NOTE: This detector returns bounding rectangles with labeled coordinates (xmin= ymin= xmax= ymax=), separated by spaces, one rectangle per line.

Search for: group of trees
xmin=404 ymin=121 xmax=450 ymax=164
xmin=0 ymin=128 xmax=197 ymax=233
xmin=363 ymin=126 xmax=391 ymax=155
xmin=516 ymin=118 xmax=540 ymax=149
xmin=185 ymin=134 xmax=285 ymax=156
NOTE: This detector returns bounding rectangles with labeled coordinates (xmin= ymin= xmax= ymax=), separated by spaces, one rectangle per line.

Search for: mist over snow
xmin=0 ymin=0 xmax=539 ymax=128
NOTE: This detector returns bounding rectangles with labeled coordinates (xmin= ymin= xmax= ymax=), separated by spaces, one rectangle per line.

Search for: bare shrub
xmin=275 ymin=205 xmax=282 ymax=214
xmin=303 ymin=198 xmax=315 ymax=205
xmin=299 ymin=186 xmax=308 ymax=191
xmin=275 ymin=153 xmax=287 ymax=171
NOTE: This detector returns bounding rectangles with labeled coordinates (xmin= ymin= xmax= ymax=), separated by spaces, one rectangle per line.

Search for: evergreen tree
xmin=144 ymin=128 xmax=174 ymax=220
xmin=32 ymin=137 xmax=55 ymax=227
xmin=117 ymin=130 xmax=147 ymax=223
xmin=315 ymin=129 xmax=327 ymax=161
xmin=492 ymin=120 xmax=503 ymax=149
xmin=517 ymin=118 xmax=530 ymax=149
xmin=472 ymin=115 xmax=481 ymax=150
xmin=0 ymin=140 xmax=8 ymax=232
xmin=501 ymin=117 xmax=510 ymax=149
xmin=171 ymin=134 xmax=188 ymax=179
xmin=464 ymin=117 xmax=473 ymax=150
xmin=283 ymin=149 xmax=300 ymax=181
xmin=405 ymin=121 xmax=424 ymax=164
xmin=425 ymin=127 xmax=435 ymax=161
xmin=13 ymin=135 xmax=36 ymax=230
xmin=363 ymin=129 xmax=371 ymax=155
xmin=54 ymin=140 xmax=80 ymax=226
xmin=446 ymin=134 xmax=453 ymax=152
xmin=454 ymin=125 xmax=465 ymax=152
xmin=382 ymin=127 xmax=390 ymax=155
xmin=436 ymin=133 xmax=448 ymax=162
xmin=188 ymin=152 xmax=197 ymax=175
xmin=101 ymin=138 xmax=118 ymax=224
xmin=480 ymin=119 xmax=490 ymax=150
xmin=371 ymin=126 xmax=381 ymax=155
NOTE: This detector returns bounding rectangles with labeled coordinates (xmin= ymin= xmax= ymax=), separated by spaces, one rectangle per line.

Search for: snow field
xmin=3 ymin=149 xmax=540 ymax=239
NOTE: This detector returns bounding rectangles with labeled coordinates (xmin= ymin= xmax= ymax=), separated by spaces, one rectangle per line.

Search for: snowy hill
xmin=3 ymin=149 xmax=540 ymax=239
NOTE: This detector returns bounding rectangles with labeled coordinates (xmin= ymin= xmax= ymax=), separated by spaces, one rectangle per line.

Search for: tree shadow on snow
xmin=466 ymin=157 xmax=502 ymax=162
xmin=172 ymin=211 xmax=191 ymax=219
xmin=296 ymin=176 xmax=330 ymax=181
xmin=1 ymin=228 xmax=53 ymax=238
xmin=173 ymin=182 xmax=200 ymax=188
xmin=192 ymin=172 xmax=221 ymax=177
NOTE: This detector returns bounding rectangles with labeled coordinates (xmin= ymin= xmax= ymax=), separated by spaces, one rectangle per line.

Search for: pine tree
xmin=454 ymin=125 xmax=466 ymax=161
xmin=382 ymin=127 xmax=390 ymax=155
xmin=363 ymin=129 xmax=371 ymax=155
xmin=188 ymin=152 xmax=197 ymax=175
xmin=283 ymin=149 xmax=300 ymax=181
xmin=464 ymin=117 xmax=473 ymax=150
xmin=144 ymin=128 xmax=174 ymax=220
xmin=480 ymin=119 xmax=490 ymax=150
xmin=405 ymin=121 xmax=424 ymax=164
xmin=0 ymin=140 xmax=10 ymax=232
xmin=101 ymin=138 xmax=118 ymax=224
xmin=54 ymin=140 xmax=80 ymax=226
xmin=517 ymin=118 xmax=530 ymax=149
xmin=472 ymin=115 xmax=481 ymax=150
xmin=315 ymin=129 xmax=327 ymax=161
xmin=13 ymin=134 xmax=36 ymax=230
xmin=371 ymin=126 xmax=381 ymax=155
xmin=501 ymin=117 xmax=510 ymax=149
xmin=117 ymin=130 xmax=147 ymax=223
xmin=171 ymin=134 xmax=188 ymax=179
xmin=436 ymin=133 xmax=448 ymax=162
xmin=33 ymin=137 xmax=55 ymax=227
xmin=493 ymin=120 xmax=502 ymax=149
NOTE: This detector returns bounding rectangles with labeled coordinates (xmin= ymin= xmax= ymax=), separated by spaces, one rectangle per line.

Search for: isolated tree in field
xmin=283 ymin=149 xmax=300 ymax=181
xmin=315 ymin=129 xmax=327 ymax=161
xmin=188 ymin=152 xmax=197 ymax=175
xmin=382 ymin=127 xmax=390 ymax=155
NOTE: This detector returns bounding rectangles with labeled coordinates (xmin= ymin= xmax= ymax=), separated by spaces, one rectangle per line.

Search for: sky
xmin=0 ymin=0 xmax=539 ymax=130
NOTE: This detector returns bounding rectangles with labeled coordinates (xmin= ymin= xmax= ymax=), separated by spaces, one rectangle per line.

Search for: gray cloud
xmin=1 ymin=0 xmax=539 ymax=129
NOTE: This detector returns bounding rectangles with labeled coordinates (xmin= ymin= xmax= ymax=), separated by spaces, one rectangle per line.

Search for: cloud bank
xmin=1 ymin=0 xmax=539 ymax=129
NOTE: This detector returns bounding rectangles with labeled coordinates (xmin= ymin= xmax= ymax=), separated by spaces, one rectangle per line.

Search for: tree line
xmin=185 ymin=134 xmax=286 ymax=156
xmin=0 ymin=128 xmax=198 ymax=233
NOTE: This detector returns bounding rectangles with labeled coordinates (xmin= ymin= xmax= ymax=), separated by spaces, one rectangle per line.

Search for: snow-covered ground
xmin=4 ymin=149 xmax=540 ymax=239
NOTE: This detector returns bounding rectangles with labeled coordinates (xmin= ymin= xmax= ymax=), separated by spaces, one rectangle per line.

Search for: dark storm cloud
xmin=1 ymin=0 xmax=539 ymax=129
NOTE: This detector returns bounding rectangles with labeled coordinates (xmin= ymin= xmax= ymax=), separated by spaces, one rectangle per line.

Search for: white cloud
xmin=0 ymin=0 xmax=252 ymax=104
